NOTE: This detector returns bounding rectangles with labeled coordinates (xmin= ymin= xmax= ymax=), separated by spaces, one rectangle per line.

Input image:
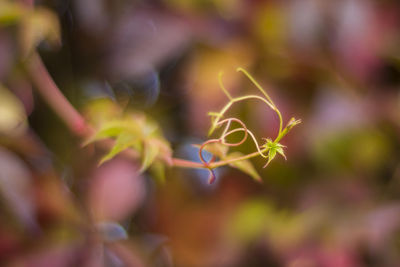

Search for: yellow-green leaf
xmin=0 ymin=84 xmax=27 ymax=136
xmin=83 ymin=98 xmax=122 ymax=127
xmin=266 ymin=148 xmax=277 ymax=165
xmin=84 ymin=111 xmax=171 ymax=172
xmin=226 ymin=152 xmax=262 ymax=182
xmin=83 ymin=120 xmax=141 ymax=146
xmin=276 ymin=146 xmax=286 ymax=160
xmin=149 ymin=160 xmax=166 ymax=184
xmin=98 ymin=133 xmax=140 ymax=165
xmin=140 ymin=140 xmax=159 ymax=172
xmin=151 ymin=138 xmax=172 ymax=166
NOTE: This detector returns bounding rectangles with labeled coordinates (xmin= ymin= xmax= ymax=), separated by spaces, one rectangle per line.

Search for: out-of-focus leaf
xmin=140 ymin=140 xmax=159 ymax=172
xmin=228 ymin=200 xmax=268 ymax=242
xmin=149 ymin=160 xmax=166 ymax=184
xmin=254 ymin=4 xmax=287 ymax=47
xmin=86 ymin=111 xmax=171 ymax=175
xmin=228 ymin=199 xmax=305 ymax=248
xmin=0 ymin=84 xmax=27 ymax=136
xmin=83 ymin=98 xmax=122 ymax=127
xmin=192 ymin=142 xmax=228 ymax=158
xmin=154 ymin=138 xmax=173 ymax=166
xmin=98 ymin=133 xmax=140 ymax=166
xmin=96 ymin=221 xmax=128 ymax=242
xmin=0 ymin=1 xmax=25 ymax=25
xmin=83 ymin=119 xmax=141 ymax=146
xmin=19 ymin=7 xmax=61 ymax=56
xmin=226 ymin=152 xmax=262 ymax=182
xmin=312 ymin=129 xmax=391 ymax=172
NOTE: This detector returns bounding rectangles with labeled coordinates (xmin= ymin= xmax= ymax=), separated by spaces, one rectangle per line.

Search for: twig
xmin=26 ymin=53 xmax=91 ymax=137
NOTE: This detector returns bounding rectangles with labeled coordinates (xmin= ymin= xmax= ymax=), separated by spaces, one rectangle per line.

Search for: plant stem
xmin=170 ymin=158 xmax=205 ymax=169
xmin=170 ymin=147 xmax=269 ymax=170
xmin=211 ymin=94 xmax=283 ymax=138
xmin=208 ymin=147 xmax=268 ymax=168
xmin=26 ymin=53 xmax=91 ymax=137
xmin=234 ymin=95 xmax=283 ymax=135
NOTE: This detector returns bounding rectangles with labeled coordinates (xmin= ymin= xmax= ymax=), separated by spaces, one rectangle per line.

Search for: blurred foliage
xmin=0 ymin=84 xmax=27 ymax=135
xmin=0 ymin=0 xmax=60 ymax=56
xmin=84 ymin=98 xmax=172 ymax=176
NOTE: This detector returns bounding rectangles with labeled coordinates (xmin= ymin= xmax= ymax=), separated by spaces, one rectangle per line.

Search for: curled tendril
xmin=199 ymin=117 xmax=270 ymax=183
xmin=199 ymin=118 xmax=248 ymax=166
xmin=199 ymin=118 xmax=248 ymax=183
xmin=197 ymin=68 xmax=300 ymax=184
xmin=218 ymin=118 xmax=248 ymax=146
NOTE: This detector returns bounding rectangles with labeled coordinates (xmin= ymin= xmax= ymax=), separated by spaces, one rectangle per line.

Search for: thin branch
xmin=236 ymin=67 xmax=275 ymax=107
xmin=26 ymin=53 xmax=91 ymax=137
xmin=236 ymin=67 xmax=283 ymax=134
xmin=209 ymin=148 xmax=268 ymax=169
xmin=170 ymin=158 xmax=205 ymax=169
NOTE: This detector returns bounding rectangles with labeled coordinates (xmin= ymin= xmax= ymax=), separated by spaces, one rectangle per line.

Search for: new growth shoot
xmin=81 ymin=66 xmax=300 ymax=184
xmin=196 ymin=67 xmax=301 ymax=183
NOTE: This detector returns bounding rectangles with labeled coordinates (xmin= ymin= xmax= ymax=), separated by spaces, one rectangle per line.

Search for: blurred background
xmin=1 ymin=0 xmax=400 ymax=266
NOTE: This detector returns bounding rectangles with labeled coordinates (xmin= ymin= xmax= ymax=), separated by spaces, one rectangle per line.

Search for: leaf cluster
xmin=0 ymin=0 xmax=60 ymax=57
xmin=84 ymin=100 xmax=171 ymax=182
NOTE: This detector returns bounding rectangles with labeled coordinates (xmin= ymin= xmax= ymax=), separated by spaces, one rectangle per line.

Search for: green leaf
xmin=0 ymin=84 xmax=27 ymax=136
xmin=264 ymin=148 xmax=277 ymax=167
xmin=152 ymin=138 xmax=172 ymax=166
xmin=140 ymin=140 xmax=159 ymax=173
xmin=85 ymin=112 xmax=171 ymax=172
xmin=276 ymin=146 xmax=286 ymax=160
xmin=83 ymin=98 xmax=122 ymax=127
xmin=226 ymin=152 xmax=262 ymax=182
xmin=149 ymin=160 xmax=166 ymax=184
xmin=98 ymin=133 xmax=140 ymax=165
xmin=83 ymin=120 xmax=141 ymax=146
xmin=262 ymin=139 xmax=286 ymax=167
